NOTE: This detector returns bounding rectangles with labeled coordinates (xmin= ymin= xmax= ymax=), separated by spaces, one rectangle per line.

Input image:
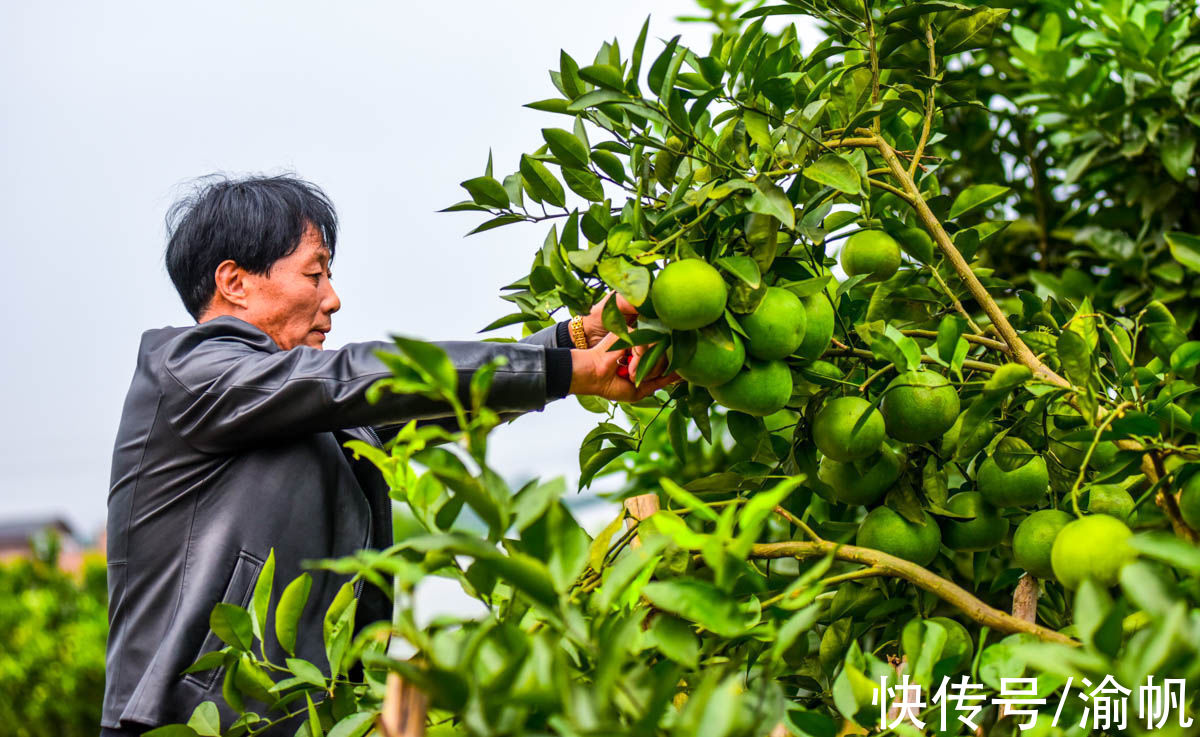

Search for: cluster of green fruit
xmin=645 ymin=223 xmax=1149 ymax=592
xmin=819 ymin=396 xmax=1141 ymax=589
xmin=647 ymin=216 xmax=841 ymax=416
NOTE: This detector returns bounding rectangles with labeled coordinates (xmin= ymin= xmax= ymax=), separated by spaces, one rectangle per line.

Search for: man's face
xmin=240 ymin=223 xmax=341 ymax=350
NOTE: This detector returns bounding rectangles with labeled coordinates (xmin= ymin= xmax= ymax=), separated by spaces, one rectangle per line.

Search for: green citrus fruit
xmin=1051 ymin=515 xmax=1138 ymax=589
xmin=941 ymin=491 xmax=1008 ymax=552
xmin=741 ymin=287 xmax=807 ymax=360
xmin=673 ymin=325 xmax=745 ymax=387
xmin=812 ymin=396 xmax=886 ymax=462
xmin=818 ymin=445 xmax=903 ymax=506
xmin=1012 ymin=509 xmax=1073 ymax=579
xmin=1180 ymin=472 xmax=1200 ymax=530
xmin=709 ymin=359 xmax=793 ymax=416
xmin=796 ymin=293 xmax=835 ymax=359
xmin=856 ymin=506 xmax=942 ymax=566
xmin=841 ymin=230 xmax=901 ymax=282
xmin=977 ymin=455 xmax=1049 ymax=508
xmin=650 ymin=260 xmax=728 ymax=330
xmin=880 ymin=371 xmax=961 ymax=444
xmin=928 ymin=616 xmax=972 ymax=672
xmin=1086 ymin=484 xmax=1135 ymax=521
xmin=1049 ymin=428 xmax=1118 ymax=470
xmin=798 ymin=360 xmax=842 ymax=387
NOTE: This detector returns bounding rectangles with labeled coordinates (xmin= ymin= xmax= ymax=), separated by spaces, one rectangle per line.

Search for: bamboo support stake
xmin=379 ymin=544 xmax=427 ymax=737
xmin=379 ymin=672 xmax=428 ymax=737
xmin=624 ymin=494 xmax=661 ymax=549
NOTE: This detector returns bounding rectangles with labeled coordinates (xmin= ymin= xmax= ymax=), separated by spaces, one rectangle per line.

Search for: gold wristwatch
xmin=568 ymin=314 xmax=589 ymax=349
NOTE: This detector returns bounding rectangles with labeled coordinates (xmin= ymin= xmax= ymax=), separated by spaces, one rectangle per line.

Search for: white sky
xmin=1 ymin=1 xmax=820 ymax=540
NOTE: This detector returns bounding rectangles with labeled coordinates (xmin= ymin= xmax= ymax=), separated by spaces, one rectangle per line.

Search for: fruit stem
xmin=867 ymin=178 xmax=913 ymax=203
xmin=773 ymin=505 xmax=825 ymax=542
xmin=827 ymin=346 xmax=1000 ymax=374
xmin=751 ymin=540 xmax=1078 ymax=645
xmin=909 ymin=24 xmax=937 ymax=179
xmin=1066 ymin=402 xmax=1133 ymax=517
xmin=901 ymin=329 xmax=1008 ymax=353
xmin=858 ymin=364 xmax=895 ymax=393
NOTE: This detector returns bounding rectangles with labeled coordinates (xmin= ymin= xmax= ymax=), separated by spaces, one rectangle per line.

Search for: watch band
xmin=568 ymin=314 xmax=589 ymax=349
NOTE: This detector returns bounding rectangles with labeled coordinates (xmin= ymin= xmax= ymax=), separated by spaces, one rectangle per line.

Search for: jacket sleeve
xmin=155 ymin=320 xmax=554 ymax=454
xmin=373 ymin=321 xmax=571 ymax=440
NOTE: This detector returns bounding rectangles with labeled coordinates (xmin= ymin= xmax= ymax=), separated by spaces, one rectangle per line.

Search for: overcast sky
xmin=1 ymin=2 xmax=819 ymax=540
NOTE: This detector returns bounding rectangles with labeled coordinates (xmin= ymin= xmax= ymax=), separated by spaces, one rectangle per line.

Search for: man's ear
xmin=212 ymin=259 xmax=249 ymax=310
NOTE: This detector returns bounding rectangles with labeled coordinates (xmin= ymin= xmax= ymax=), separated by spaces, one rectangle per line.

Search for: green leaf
xmin=591 ymin=149 xmax=626 ymax=183
xmin=390 ymin=336 xmax=458 ymax=396
xmin=286 ymin=657 xmax=327 ymax=688
xmin=982 ymin=364 xmax=1031 ymax=398
xmin=588 ymin=512 xmax=626 ymax=571
xmin=941 ymin=8 xmax=1010 ymax=53
xmin=143 ymin=727 xmax=199 ymax=737
xmin=305 ymin=693 xmax=324 ymax=737
xmin=542 ymin=128 xmax=590 ymax=168
xmin=642 ymin=580 xmax=759 ymax=637
xmin=182 ymin=650 xmax=227 ymax=675
xmin=248 ymin=549 xmax=274 ymax=645
xmin=746 ymin=177 xmax=796 ymax=229
xmin=520 ymin=154 xmax=566 ymax=208
xmin=1161 ymin=133 xmax=1196 ymax=182
xmin=716 ymin=255 xmax=761 ymax=287
xmin=186 ymin=702 xmax=222 ymax=737
xmin=661 ymin=477 xmax=718 ymax=522
xmin=887 ymin=222 xmax=935 ymax=264
xmin=467 ymin=214 xmax=524 ymax=235
xmin=577 ymin=63 xmax=625 ymax=92
xmin=459 ymin=176 xmax=510 ymax=209
xmin=1171 ymin=341 xmax=1200 ymax=374
xmin=650 ymin=615 xmax=700 ymax=668
xmin=327 ymin=712 xmax=376 ymax=737
xmin=937 ymin=316 xmax=966 ymax=363
xmin=1057 ymin=329 xmax=1092 ymax=387
xmin=597 ymin=258 xmax=651 ymax=306
xmin=1129 ymin=532 xmax=1200 ymax=574
xmin=1166 ymin=232 xmax=1200 ymax=273
xmin=210 ymin=603 xmax=253 ymax=651
xmin=275 ymin=573 xmax=312 ymax=656
xmin=563 ymin=167 xmax=605 ymax=201
xmin=802 ymin=154 xmax=861 ymax=195
xmin=744 ymin=110 xmax=772 ymax=150
xmin=476 ymin=552 xmax=560 ymax=612
xmin=948 ymin=184 xmax=1010 ymax=219
xmin=566 ymin=88 xmax=628 ymax=113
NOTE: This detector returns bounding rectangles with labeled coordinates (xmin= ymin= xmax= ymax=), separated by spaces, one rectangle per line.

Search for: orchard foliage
xmin=166 ymin=1 xmax=1200 ymax=736
xmin=0 ymin=533 xmax=107 ymax=736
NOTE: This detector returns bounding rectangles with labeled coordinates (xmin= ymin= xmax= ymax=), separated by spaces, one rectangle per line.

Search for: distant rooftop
xmin=0 ymin=516 xmax=77 ymax=548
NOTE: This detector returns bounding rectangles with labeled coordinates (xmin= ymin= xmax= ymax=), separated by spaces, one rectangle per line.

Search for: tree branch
xmin=752 ymin=540 xmax=1078 ymax=645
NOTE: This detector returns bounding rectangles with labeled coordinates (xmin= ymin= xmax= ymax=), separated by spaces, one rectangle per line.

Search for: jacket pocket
xmin=183 ymin=550 xmax=264 ymax=692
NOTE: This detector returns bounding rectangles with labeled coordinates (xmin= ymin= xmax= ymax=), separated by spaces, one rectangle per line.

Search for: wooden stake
xmin=379 ymin=671 xmax=427 ymax=737
xmin=624 ymin=493 xmax=661 ymax=549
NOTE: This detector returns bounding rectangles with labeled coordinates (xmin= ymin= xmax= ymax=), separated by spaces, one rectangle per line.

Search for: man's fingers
xmin=615 ymin=293 xmax=638 ymax=322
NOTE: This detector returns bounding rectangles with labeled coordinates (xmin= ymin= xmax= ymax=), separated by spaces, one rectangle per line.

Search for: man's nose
xmin=324 ymin=282 xmax=341 ymax=314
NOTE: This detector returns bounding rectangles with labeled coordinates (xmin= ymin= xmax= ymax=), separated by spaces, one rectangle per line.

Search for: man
xmin=101 ymin=175 xmax=673 ymax=735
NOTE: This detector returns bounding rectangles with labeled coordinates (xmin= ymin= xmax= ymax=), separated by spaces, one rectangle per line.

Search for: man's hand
xmin=569 ymin=333 xmax=679 ymax=401
xmin=580 ymin=293 xmax=639 ymax=347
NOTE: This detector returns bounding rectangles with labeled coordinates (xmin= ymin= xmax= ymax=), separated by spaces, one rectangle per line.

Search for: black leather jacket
xmin=102 ymin=315 xmax=568 ymax=731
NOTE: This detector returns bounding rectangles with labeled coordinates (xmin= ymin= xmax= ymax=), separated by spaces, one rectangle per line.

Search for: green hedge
xmin=0 ymin=531 xmax=107 ymax=736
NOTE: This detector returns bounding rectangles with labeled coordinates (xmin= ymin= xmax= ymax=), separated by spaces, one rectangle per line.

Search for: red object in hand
xmin=616 ymin=353 xmax=631 ymax=378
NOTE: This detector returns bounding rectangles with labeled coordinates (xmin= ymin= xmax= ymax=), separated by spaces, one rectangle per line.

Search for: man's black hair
xmin=165 ymin=174 xmax=338 ymax=320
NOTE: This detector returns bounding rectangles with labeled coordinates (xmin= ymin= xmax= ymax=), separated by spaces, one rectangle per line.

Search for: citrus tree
xmin=158 ymin=2 xmax=1200 ymax=736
